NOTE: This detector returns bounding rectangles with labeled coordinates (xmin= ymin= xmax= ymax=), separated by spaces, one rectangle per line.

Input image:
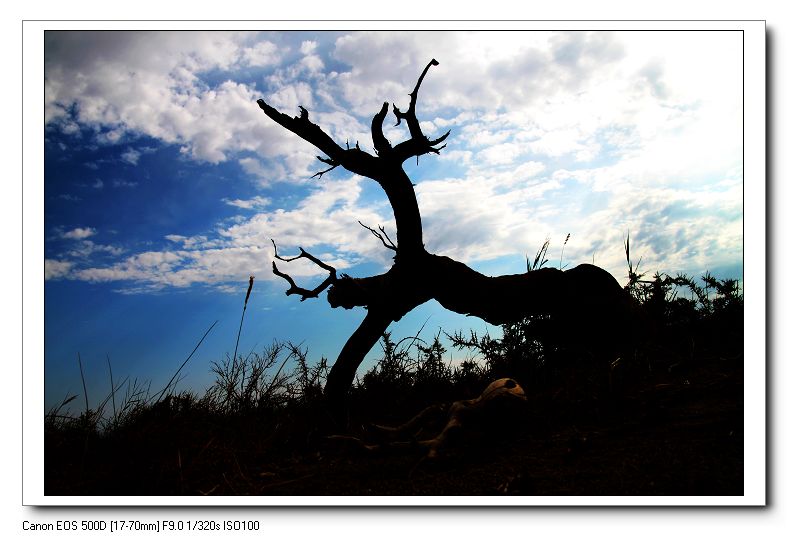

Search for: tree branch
xmin=256 ymin=99 xmax=380 ymax=179
xmin=358 ymin=220 xmax=397 ymax=251
xmin=393 ymin=58 xmax=438 ymax=129
xmin=371 ymin=102 xmax=392 ymax=157
xmin=271 ymin=239 xmax=337 ymax=301
xmin=311 ymin=155 xmax=340 ymax=179
xmin=390 ymin=59 xmax=451 ymax=162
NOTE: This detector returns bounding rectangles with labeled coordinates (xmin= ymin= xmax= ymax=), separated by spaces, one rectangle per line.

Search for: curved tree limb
xmin=271 ymin=239 xmax=337 ymax=301
xmin=390 ymin=58 xmax=451 ymax=162
xmin=392 ymin=58 xmax=438 ymax=129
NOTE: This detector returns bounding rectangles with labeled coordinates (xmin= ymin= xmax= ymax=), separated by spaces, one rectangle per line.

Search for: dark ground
xmin=45 ymin=350 xmax=743 ymax=498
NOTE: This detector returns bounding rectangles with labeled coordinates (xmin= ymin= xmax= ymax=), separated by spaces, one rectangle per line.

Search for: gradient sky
xmin=43 ymin=30 xmax=744 ymax=411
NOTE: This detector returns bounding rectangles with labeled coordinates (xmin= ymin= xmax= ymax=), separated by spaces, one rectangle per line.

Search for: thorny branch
xmin=271 ymin=239 xmax=337 ymax=301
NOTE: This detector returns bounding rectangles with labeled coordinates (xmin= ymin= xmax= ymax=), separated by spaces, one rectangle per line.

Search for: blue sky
xmin=43 ymin=30 xmax=743 ymax=410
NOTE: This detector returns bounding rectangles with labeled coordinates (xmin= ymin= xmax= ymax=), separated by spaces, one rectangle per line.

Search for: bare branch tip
xmin=358 ymin=220 xmax=397 ymax=251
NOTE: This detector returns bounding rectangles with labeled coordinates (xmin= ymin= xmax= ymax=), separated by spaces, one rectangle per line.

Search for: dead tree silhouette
xmin=257 ymin=59 xmax=636 ymax=415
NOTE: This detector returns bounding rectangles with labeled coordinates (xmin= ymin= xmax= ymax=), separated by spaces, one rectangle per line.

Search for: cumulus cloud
xmin=44 ymin=30 xmax=741 ymax=173
xmin=241 ymin=40 xmax=280 ymax=67
xmin=300 ymin=40 xmax=318 ymax=55
xmin=45 ymin=31 xmax=308 ymax=166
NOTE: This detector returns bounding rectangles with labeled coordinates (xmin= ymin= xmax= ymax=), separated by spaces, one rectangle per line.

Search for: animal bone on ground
xmin=328 ymin=378 xmax=528 ymax=460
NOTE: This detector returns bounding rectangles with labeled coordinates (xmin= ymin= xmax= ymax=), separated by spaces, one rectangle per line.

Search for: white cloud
xmin=222 ymin=196 xmax=271 ymax=210
xmin=119 ymin=145 xmax=155 ymax=166
xmin=53 ymin=174 xmax=395 ymax=290
xmin=300 ymin=40 xmax=318 ymax=55
xmin=61 ymin=227 xmax=96 ymax=240
xmin=46 ymin=31 xmax=303 ymax=166
xmin=45 ymin=259 xmax=74 ymax=280
xmin=238 ymin=156 xmax=266 ymax=176
xmin=242 ymin=40 xmax=280 ymax=67
xmin=436 ymin=149 xmax=473 ymax=166
xmin=164 ymin=234 xmax=223 ymax=250
xmin=120 ymin=148 xmax=141 ymax=165
xmin=300 ymin=54 xmax=325 ymax=74
xmin=238 ymin=156 xmax=285 ymax=186
xmin=44 ymin=30 xmax=741 ymax=174
xmin=218 ymin=175 xmax=395 ymax=265
xmin=476 ymin=142 xmax=524 ymax=166
xmin=66 ymin=240 xmax=124 ymax=258
xmin=267 ymin=81 xmax=315 ymax=112
xmin=69 ymin=243 xmax=354 ymax=291
xmin=414 ymin=172 xmax=561 ymax=264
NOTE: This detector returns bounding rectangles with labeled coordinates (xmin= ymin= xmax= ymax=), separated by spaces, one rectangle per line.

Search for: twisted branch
xmin=271 ymin=239 xmax=337 ymax=301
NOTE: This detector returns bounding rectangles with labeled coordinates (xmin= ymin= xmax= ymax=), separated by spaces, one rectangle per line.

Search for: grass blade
xmin=77 ymin=352 xmax=89 ymax=416
xmin=155 ymin=320 xmax=218 ymax=403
